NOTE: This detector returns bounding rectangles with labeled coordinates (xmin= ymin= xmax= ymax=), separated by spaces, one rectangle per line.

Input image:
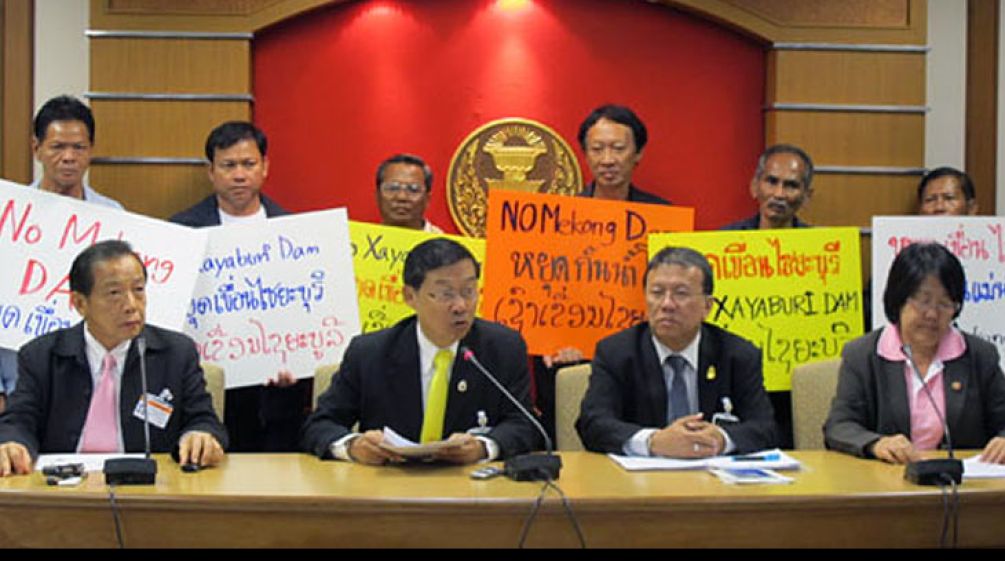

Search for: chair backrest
xmin=200 ymin=362 xmax=226 ymax=421
xmin=312 ymin=363 xmax=340 ymax=408
xmin=790 ymin=358 xmax=841 ymax=450
xmin=555 ymin=363 xmax=592 ymax=451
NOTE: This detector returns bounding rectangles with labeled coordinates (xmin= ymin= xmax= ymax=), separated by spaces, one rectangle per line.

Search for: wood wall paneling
xmin=729 ymin=0 xmax=910 ymax=28
xmin=89 ymin=0 xmax=926 ymax=44
xmin=1 ymin=0 xmax=33 ymax=184
xmin=769 ymin=50 xmax=925 ymax=105
xmin=89 ymin=163 xmax=213 ymax=219
xmin=966 ymin=0 xmax=999 ymax=217
xmin=766 ymin=111 xmax=925 ymax=167
xmin=91 ymin=0 xmax=338 ymax=33
xmin=799 ymin=174 xmax=920 ymax=228
xmin=90 ymin=100 xmax=250 ymax=158
xmin=90 ymin=38 xmax=250 ymax=93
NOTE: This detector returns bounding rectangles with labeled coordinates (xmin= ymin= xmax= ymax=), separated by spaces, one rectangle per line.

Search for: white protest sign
xmin=0 ymin=179 xmax=206 ymax=350
xmin=872 ymin=216 xmax=1005 ymax=368
xmin=184 ymin=208 xmax=360 ymax=388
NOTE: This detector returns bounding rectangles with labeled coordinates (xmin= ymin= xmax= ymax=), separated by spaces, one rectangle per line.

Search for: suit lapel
xmin=942 ymin=354 xmax=969 ymax=436
xmin=443 ymin=323 xmax=479 ymax=435
xmin=389 ymin=319 xmax=424 ymax=438
xmin=640 ymin=324 xmax=668 ymax=424
xmin=696 ymin=325 xmax=719 ymax=417
xmin=881 ymin=358 xmax=912 ymax=436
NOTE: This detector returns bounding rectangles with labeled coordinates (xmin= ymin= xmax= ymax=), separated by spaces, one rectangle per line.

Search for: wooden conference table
xmin=0 ymin=450 xmax=1002 ymax=548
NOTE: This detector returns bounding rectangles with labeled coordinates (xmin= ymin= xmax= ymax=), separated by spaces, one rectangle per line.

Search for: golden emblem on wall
xmin=447 ymin=117 xmax=583 ymax=237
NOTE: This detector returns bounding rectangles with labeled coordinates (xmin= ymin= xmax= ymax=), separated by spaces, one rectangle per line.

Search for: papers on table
xmin=36 ymin=453 xmax=145 ymax=473
xmin=608 ymin=448 xmax=801 ymax=472
xmin=709 ymin=467 xmax=793 ymax=485
xmin=377 ymin=426 xmax=464 ymax=458
xmin=963 ymin=456 xmax=1005 ymax=479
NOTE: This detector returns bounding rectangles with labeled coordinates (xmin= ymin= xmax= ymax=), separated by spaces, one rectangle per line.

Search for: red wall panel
xmin=253 ymin=0 xmax=766 ymax=231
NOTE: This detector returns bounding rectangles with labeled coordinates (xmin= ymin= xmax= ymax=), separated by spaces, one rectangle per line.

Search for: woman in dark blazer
xmin=824 ymin=242 xmax=1005 ymax=464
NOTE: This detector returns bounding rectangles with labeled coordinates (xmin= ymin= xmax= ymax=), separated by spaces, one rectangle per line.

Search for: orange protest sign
xmin=481 ymin=190 xmax=693 ymax=358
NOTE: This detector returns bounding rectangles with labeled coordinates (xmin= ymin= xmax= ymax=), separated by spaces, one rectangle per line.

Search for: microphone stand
xmin=901 ymin=344 xmax=963 ymax=485
xmin=460 ymin=346 xmax=561 ymax=481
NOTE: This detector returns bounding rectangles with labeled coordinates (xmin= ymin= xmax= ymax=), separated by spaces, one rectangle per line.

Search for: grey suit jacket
xmin=576 ymin=322 xmax=777 ymax=455
xmin=824 ymin=328 xmax=1005 ymax=457
xmin=301 ymin=316 xmax=541 ymax=459
xmin=0 ymin=323 xmax=227 ymax=458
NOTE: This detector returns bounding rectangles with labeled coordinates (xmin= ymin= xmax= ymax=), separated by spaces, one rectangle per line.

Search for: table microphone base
xmin=505 ymin=453 xmax=562 ymax=481
xmin=904 ymin=458 xmax=963 ymax=486
xmin=104 ymin=458 xmax=157 ymax=485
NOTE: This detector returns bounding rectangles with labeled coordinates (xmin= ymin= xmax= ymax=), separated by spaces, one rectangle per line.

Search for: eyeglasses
xmin=425 ymin=287 xmax=478 ymax=305
xmin=907 ymin=295 xmax=958 ymax=315
xmin=380 ymin=182 xmax=426 ymax=197
xmin=646 ymin=287 xmax=706 ymax=305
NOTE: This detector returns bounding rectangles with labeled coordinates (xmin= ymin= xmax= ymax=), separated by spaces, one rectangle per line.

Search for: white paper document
xmin=377 ymin=426 xmax=464 ymax=458
xmin=963 ymin=456 xmax=1005 ymax=479
xmin=36 ymin=453 xmax=145 ymax=473
xmin=709 ymin=467 xmax=794 ymax=485
xmin=608 ymin=448 xmax=801 ymax=472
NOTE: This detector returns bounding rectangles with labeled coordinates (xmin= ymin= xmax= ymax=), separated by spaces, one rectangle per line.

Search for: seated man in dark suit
xmin=170 ymin=121 xmax=309 ymax=453
xmin=0 ymin=240 xmax=227 ymax=476
xmin=577 ymin=246 xmax=777 ymax=457
xmin=302 ymin=238 xmax=540 ymax=464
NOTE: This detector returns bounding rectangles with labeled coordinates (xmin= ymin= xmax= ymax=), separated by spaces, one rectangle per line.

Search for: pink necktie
xmin=79 ymin=353 xmax=119 ymax=452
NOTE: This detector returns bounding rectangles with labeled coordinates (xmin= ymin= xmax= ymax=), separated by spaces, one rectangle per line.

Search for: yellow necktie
xmin=421 ymin=349 xmax=453 ymax=443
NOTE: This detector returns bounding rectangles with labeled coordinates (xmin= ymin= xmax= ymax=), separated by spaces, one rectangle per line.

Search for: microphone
xmin=460 ymin=346 xmax=561 ymax=481
xmin=103 ymin=335 xmax=157 ymax=485
xmin=900 ymin=344 xmax=962 ymax=485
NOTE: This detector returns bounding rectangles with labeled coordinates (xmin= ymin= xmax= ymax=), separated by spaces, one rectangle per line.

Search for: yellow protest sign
xmin=349 ymin=222 xmax=485 ymax=333
xmin=648 ymin=228 xmax=864 ymax=391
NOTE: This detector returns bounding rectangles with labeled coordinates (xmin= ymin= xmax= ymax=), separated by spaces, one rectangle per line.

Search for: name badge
xmin=133 ymin=393 xmax=173 ymax=429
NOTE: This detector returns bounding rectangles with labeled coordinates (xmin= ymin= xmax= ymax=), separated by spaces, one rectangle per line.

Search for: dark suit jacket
xmin=824 ymin=329 xmax=1005 ymax=457
xmin=168 ymin=193 xmax=288 ymax=227
xmin=576 ymin=322 xmax=777 ymax=454
xmin=302 ymin=316 xmax=541 ymax=459
xmin=0 ymin=323 xmax=227 ymax=458
xmin=577 ymin=182 xmax=671 ymax=205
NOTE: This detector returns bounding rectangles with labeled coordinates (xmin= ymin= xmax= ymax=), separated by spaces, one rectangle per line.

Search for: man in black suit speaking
xmin=0 ymin=240 xmax=227 ymax=476
xmin=302 ymin=238 xmax=540 ymax=465
xmin=577 ymin=246 xmax=777 ymax=457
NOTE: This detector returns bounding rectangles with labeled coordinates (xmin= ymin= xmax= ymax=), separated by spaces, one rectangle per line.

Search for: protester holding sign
xmin=170 ymin=121 xmax=310 ymax=453
xmin=721 ymin=143 xmax=813 ymax=231
xmin=575 ymin=104 xmax=669 ymax=205
xmin=577 ymin=246 xmax=777 ymax=458
xmin=917 ymin=167 xmax=978 ymax=216
xmin=0 ymin=241 xmax=226 ymax=476
xmin=1 ymin=96 xmax=126 ymax=412
xmin=375 ymin=153 xmax=444 ymax=233
xmin=303 ymin=238 xmax=540 ymax=465
xmin=825 ymin=242 xmax=1005 ymax=464
xmin=719 ymin=143 xmax=817 ymax=448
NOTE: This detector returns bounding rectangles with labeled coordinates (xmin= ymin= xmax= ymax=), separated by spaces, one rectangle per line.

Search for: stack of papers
xmin=709 ymin=467 xmax=793 ymax=485
xmin=377 ymin=426 xmax=463 ymax=458
xmin=963 ymin=456 xmax=1005 ymax=479
xmin=608 ymin=448 xmax=801 ymax=472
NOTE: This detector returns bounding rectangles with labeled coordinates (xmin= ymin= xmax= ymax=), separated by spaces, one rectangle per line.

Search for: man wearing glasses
xmin=375 ymin=153 xmax=444 ymax=233
xmin=303 ymin=238 xmax=540 ymax=464
xmin=576 ymin=247 xmax=777 ymax=458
